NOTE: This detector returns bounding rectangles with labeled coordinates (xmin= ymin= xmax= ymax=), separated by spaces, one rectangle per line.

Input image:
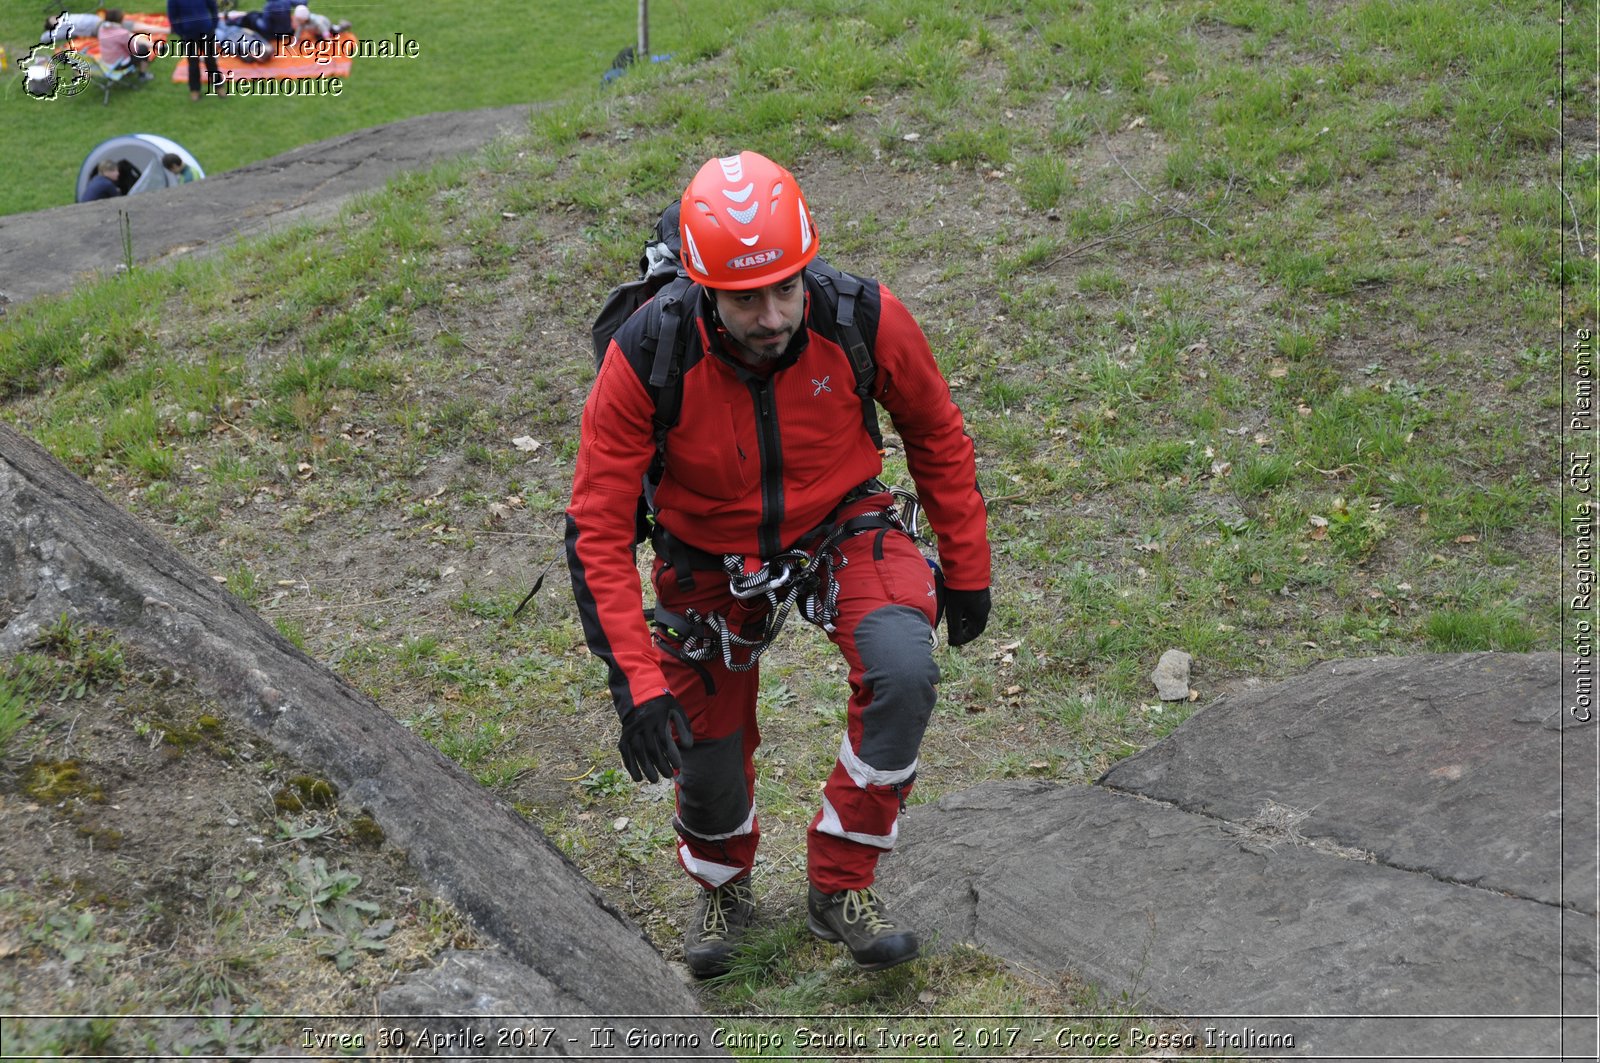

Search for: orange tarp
xmin=166 ymin=32 xmax=355 ymax=82
xmin=64 ymin=13 xmax=351 ymax=81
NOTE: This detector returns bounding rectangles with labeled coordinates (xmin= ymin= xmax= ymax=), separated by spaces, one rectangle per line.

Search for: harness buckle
xmin=658 ymin=485 xmax=926 ymax=673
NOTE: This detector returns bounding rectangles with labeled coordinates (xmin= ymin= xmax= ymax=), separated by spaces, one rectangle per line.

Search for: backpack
xmin=590 ymin=205 xmax=885 ymax=545
xmin=590 ymin=202 xmax=685 ymax=366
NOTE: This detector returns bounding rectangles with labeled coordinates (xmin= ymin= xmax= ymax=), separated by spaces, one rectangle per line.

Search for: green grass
xmin=9 ymin=615 xmax=128 ymax=703
xmin=0 ymin=0 xmax=789 ymax=217
xmin=1423 ymin=604 xmax=1541 ymax=653
xmin=0 ymin=0 xmax=1579 ymax=1046
xmin=0 ymin=672 xmax=35 ymax=759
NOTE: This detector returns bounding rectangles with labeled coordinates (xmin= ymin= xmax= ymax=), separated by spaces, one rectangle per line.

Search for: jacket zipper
xmin=750 ymin=378 xmax=784 ymax=558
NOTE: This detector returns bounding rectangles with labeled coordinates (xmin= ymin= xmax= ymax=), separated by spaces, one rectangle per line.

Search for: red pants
xmin=653 ymin=494 xmax=941 ymax=894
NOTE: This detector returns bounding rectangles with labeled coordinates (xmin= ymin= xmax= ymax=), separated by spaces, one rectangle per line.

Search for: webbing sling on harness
xmin=654 ymin=487 xmax=929 ymax=673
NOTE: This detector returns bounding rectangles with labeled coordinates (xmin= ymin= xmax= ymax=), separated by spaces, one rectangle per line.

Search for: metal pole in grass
xmin=637 ymin=0 xmax=649 ymax=58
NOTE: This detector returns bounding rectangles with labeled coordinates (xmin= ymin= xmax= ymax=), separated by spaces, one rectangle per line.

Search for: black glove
xmin=944 ymin=587 xmax=991 ymax=647
xmin=618 ymin=694 xmax=693 ymax=783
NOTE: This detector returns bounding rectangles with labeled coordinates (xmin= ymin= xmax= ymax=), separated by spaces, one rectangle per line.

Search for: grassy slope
xmin=0 ymin=0 xmax=690 ymax=216
xmin=1 ymin=0 xmax=1593 ymax=1051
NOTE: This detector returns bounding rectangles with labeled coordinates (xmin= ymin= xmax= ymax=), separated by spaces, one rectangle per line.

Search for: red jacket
xmin=566 ymin=273 xmax=990 ymax=713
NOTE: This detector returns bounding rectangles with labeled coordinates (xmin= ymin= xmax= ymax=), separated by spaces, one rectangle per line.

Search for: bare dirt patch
xmin=0 ymin=632 xmax=478 ymax=1058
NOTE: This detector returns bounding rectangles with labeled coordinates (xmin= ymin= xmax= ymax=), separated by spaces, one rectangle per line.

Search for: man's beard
xmin=732 ymin=329 xmax=792 ymax=366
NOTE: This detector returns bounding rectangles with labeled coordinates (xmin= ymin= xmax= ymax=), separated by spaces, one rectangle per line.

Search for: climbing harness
xmin=656 ymin=486 xmax=929 ymax=673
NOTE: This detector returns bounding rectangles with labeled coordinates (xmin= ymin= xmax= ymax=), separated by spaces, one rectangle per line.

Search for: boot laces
xmin=841 ymin=888 xmax=895 ymax=934
xmin=700 ymin=880 xmax=751 ymax=940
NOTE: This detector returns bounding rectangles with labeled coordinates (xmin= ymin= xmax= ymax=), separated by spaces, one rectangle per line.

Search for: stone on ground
xmin=881 ymin=653 xmax=1596 ymax=1059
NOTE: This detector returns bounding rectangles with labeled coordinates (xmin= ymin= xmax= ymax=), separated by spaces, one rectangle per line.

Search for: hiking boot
xmin=806 ymin=885 xmax=919 ymax=971
xmin=683 ymin=877 xmax=755 ymax=979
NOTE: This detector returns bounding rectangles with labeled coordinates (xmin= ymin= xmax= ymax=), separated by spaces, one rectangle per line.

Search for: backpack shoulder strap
xmin=646 ymin=289 xmax=686 ymax=475
xmin=805 ymin=261 xmax=884 ymax=454
xmin=612 ymin=276 xmax=700 ymax=476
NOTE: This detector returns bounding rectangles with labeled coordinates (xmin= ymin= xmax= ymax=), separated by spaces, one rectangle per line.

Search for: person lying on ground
xmin=43 ymin=11 xmax=102 ymax=43
xmin=44 ymin=9 xmax=162 ymax=43
xmin=230 ymin=0 xmax=295 ymax=39
xmin=215 ymin=20 xmax=275 ymax=61
xmin=289 ymin=4 xmax=351 ymax=43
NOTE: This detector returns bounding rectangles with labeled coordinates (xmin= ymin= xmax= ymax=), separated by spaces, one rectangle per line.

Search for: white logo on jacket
xmin=812 ymin=376 xmax=832 ymax=396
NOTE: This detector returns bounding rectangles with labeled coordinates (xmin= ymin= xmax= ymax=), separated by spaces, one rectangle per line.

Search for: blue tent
xmin=75 ymin=134 xmax=205 ymax=202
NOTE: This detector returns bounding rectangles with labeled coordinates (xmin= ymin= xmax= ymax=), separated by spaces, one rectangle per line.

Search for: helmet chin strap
xmin=701 ymin=291 xmax=749 ymax=365
xmin=703 ymin=290 xmax=743 ymax=354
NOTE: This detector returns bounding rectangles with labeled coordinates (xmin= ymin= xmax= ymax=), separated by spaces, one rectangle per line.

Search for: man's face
xmin=712 ymin=273 xmax=805 ymax=367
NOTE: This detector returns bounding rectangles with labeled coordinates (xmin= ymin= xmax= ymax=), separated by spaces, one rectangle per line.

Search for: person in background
xmin=289 ymin=4 xmax=351 ymax=43
xmin=97 ymin=10 xmax=154 ymax=81
xmin=42 ymin=11 xmax=103 ymax=44
xmin=234 ymin=0 xmax=296 ymax=40
xmin=167 ymin=0 xmax=228 ymax=100
xmin=162 ymin=153 xmax=198 ymax=184
xmin=214 ymin=18 xmax=275 ymax=62
xmin=45 ymin=10 xmax=162 ymax=43
xmin=81 ymin=160 xmax=124 ymax=202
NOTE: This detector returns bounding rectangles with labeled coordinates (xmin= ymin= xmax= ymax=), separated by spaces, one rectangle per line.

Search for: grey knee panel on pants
xmin=854 ymin=605 xmax=940 ymax=772
xmin=675 ymin=729 xmax=750 ymax=838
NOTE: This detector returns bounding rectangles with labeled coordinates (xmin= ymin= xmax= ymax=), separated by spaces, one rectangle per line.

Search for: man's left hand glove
xmin=944 ymin=587 xmax=991 ymax=647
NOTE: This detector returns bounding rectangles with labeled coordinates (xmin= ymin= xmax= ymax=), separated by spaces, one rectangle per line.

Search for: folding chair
xmin=84 ymin=53 xmax=146 ymax=104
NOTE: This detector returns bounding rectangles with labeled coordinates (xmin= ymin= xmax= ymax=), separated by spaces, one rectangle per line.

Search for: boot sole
xmin=806 ymin=917 xmax=919 ymax=971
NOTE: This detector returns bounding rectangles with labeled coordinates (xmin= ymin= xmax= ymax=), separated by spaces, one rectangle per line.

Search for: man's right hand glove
xmin=618 ymin=694 xmax=693 ymax=783
xmin=944 ymin=587 xmax=992 ymax=647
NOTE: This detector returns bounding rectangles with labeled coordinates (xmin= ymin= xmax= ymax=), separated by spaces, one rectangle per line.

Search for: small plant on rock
xmin=274 ymin=856 xmax=395 ymax=972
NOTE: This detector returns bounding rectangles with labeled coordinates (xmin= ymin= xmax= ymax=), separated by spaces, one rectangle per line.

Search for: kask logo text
xmin=727 ymin=248 xmax=783 ymax=271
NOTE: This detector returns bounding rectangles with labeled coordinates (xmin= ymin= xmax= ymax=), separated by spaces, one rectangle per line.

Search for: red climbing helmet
xmin=679 ymin=151 xmax=818 ymax=290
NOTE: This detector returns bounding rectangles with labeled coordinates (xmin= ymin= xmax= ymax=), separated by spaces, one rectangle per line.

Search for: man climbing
xmin=565 ymin=151 xmax=991 ymax=977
